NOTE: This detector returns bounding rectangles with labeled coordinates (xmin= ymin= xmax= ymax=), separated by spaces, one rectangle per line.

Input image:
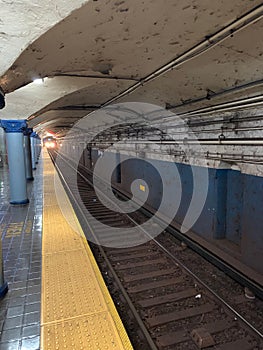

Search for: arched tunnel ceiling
xmin=0 ymin=0 xmax=263 ymax=135
xmin=0 ymin=0 xmax=89 ymax=77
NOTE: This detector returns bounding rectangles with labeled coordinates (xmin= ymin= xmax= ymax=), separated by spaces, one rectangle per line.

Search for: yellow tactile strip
xmin=41 ymin=151 xmax=133 ymax=350
xmin=42 ymin=312 xmax=127 ymax=350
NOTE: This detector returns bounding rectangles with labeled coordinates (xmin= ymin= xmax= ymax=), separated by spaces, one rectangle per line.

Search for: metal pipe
xmin=178 ymin=95 xmax=263 ymax=117
xmin=167 ymin=81 xmax=263 ymax=112
xmin=103 ymin=5 xmax=263 ymax=106
xmin=108 ymin=139 xmax=263 ymax=145
xmin=54 ymin=73 xmax=140 ymax=82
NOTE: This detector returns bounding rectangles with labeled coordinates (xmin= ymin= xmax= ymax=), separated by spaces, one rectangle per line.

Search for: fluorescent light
xmin=33 ymin=78 xmax=44 ymax=84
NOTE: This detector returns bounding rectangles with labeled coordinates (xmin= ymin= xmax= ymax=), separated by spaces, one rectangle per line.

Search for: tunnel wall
xmin=116 ymin=154 xmax=221 ymax=241
xmin=241 ymin=174 xmax=263 ymax=272
xmin=79 ymin=148 xmax=263 ymax=274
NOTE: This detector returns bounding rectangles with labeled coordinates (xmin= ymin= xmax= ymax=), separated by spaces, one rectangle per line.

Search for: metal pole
xmin=35 ymin=136 xmax=39 ymax=164
xmin=0 ymin=238 xmax=8 ymax=298
xmin=30 ymin=132 xmax=37 ymax=170
xmin=0 ymin=88 xmax=8 ymax=298
xmin=0 ymin=128 xmax=4 ymax=168
xmin=36 ymin=135 xmax=41 ymax=160
xmin=24 ymin=128 xmax=34 ymax=181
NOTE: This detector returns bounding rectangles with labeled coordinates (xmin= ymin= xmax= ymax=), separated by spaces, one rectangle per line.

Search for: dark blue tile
xmin=22 ymin=324 xmax=40 ymax=338
xmin=0 ymin=340 xmax=20 ymax=350
xmin=6 ymin=306 xmax=24 ymax=318
xmin=3 ymin=316 xmax=23 ymax=330
xmin=0 ymin=327 xmax=21 ymax=342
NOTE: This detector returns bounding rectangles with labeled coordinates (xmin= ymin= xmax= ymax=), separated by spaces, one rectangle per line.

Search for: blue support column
xmin=24 ymin=128 xmax=34 ymax=181
xmin=0 ymin=119 xmax=29 ymax=205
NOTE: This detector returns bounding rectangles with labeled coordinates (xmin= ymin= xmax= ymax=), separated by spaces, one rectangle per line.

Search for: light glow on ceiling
xmin=33 ymin=78 xmax=44 ymax=84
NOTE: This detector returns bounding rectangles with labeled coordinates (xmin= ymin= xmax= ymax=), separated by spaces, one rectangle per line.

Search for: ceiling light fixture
xmin=33 ymin=78 xmax=44 ymax=84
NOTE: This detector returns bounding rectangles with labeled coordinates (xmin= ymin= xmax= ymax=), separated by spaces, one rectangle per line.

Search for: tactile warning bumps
xmin=43 ymin=208 xmax=83 ymax=254
xmin=42 ymin=312 xmax=126 ymax=350
xmin=42 ymin=250 xmax=106 ymax=323
xmin=41 ymin=150 xmax=133 ymax=350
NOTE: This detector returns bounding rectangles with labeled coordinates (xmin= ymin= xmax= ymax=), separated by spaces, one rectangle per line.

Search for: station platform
xmin=0 ymin=151 xmax=133 ymax=350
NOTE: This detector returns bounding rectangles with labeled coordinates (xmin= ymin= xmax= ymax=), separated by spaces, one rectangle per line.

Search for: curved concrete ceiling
xmin=0 ymin=0 xmax=263 ymax=134
xmin=0 ymin=0 xmax=89 ymax=77
xmin=0 ymin=76 xmax=106 ymax=120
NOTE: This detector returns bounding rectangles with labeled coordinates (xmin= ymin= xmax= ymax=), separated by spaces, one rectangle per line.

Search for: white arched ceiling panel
xmin=0 ymin=0 xmax=89 ymax=77
xmin=0 ymin=76 xmax=99 ymax=119
xmin=1 ymin=0 xmax=262 ymax=92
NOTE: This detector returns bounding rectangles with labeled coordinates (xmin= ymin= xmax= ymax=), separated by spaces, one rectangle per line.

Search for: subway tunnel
xmin=0 ymin=1 xmax=263 ymax=349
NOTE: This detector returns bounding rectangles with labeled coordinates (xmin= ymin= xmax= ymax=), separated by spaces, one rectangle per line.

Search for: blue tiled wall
xmin=81 ymin=148 xmax=263 ymax=273
xmin=117 ymin=154 xmax=263 ymax=273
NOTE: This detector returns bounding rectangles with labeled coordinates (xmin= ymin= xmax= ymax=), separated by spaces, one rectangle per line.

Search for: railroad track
xmin=50 ymin=150 xmax=263 ymax=350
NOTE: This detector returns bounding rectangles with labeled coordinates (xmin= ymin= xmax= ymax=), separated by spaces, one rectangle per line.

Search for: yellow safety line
xmin=41 ymin=150 xmax=133 ymax=350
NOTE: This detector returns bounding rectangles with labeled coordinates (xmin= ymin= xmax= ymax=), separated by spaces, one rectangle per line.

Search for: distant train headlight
xmin=45 ymin=141 xmax=56 ymax=149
